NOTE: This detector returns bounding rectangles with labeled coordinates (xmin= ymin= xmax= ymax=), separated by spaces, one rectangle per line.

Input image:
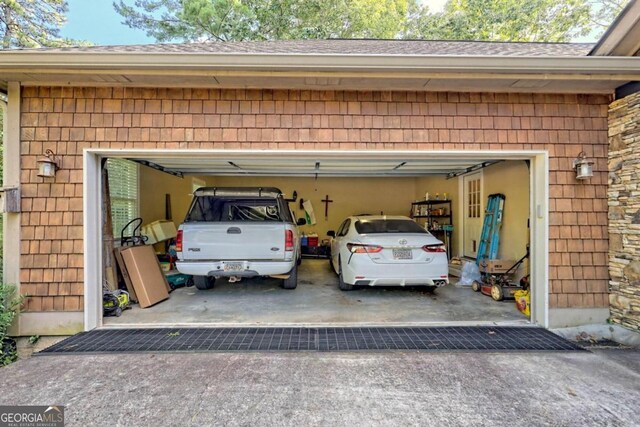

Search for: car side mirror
xmin=296 ymin=218 xmax=307 ymax=226
xmin=327 ymin=230 xmax=336 ymax=237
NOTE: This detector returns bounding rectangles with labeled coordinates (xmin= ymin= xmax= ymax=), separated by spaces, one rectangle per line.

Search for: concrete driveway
xmin=1 ymin=348 xmax=639 ymax=426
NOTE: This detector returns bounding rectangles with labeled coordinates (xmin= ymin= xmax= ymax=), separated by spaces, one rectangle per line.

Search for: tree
xmin=115 ymin=0 xmax=626 ymax=43
xmin=405 ymin=0 xmax=594 ymax=42
xmin=0 ymin=0 xmax=86 ymax=49
xmin=590 ymin=0 xmax=628 ymax=31
xmin=114 ymin=0 xmax=416 ymax=42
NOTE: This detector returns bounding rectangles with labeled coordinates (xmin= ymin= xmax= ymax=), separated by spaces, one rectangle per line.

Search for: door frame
xmin=459 ymin=170 xmax=484 ymax=259
xmin=84 ymin=149 xmax=549 ymax=330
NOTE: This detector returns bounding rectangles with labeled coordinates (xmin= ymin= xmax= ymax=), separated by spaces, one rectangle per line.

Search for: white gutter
xmin=0 ymin=52 xmax=639 ymax=75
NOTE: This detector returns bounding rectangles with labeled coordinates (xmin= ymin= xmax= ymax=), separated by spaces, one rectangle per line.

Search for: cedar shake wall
xmin=18 ymin=87 xmax=611 ymax=312
xmin=608 ymin=91 xmax=640 ymax=331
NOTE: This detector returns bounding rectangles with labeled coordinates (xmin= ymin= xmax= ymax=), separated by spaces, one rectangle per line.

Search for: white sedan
xmin=328 ymin=215 xmax=449 ymax=291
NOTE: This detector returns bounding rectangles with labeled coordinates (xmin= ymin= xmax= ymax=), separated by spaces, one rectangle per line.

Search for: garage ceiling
xmin=125 ymin=155 xmax=499 ymax=177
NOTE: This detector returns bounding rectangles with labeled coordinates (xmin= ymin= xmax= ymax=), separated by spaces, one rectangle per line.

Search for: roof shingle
xmin=11 ymin=39 xmax=595 ymax=56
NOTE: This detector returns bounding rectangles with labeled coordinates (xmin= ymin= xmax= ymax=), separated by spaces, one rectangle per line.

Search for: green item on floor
xmin=103 ymin=289 xmax=131 ymax=317
xmin=165 ymin=271 xmax=194 ymax=290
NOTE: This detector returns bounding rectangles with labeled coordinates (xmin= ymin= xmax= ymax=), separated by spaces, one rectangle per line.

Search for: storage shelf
xmin=411 ymin=199 xmax=453 ymax=259
xmin=411 ymin=200 xmax=452 ymax=206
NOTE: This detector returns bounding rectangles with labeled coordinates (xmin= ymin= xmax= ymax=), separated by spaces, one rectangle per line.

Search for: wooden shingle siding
xmin=19 ymin=87 xmax=610 ymax=312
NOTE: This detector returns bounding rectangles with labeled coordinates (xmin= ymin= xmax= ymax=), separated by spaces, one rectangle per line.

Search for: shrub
xmin=0 ymin=283 xmax=20 ymax=366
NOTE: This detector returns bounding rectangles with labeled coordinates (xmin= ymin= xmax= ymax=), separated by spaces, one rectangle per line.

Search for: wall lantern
xmin=37 ymin=149 xmax=60 ymax=178
xmin=572 ymin=151 xmax=593 ymax=180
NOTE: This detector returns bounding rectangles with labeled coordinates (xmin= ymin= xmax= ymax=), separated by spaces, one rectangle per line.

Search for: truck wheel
xmin=282 ymin=265 xmax=298 ymax=289
xmin=194 ymin=276 xmax=215 ymax=290
xmin=338 ymin=260 xmax=353 ymax=291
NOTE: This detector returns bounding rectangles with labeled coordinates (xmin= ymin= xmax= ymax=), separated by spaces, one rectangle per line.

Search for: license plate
xmin=392 ymin=249 xmax=413 ymax=260
xmin=224 ymin=262 xmax=244 ymax=272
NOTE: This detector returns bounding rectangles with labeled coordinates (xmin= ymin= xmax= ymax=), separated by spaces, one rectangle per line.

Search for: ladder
xmin=476 ymin=193 xmax=506 ymax=266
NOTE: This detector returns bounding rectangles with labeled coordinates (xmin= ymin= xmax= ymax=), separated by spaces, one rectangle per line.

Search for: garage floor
xmin=104 ymin=259 xmax=525 ymax=327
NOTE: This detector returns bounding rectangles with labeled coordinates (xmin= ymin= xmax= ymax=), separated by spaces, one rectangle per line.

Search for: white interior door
xmin=463 ymin=172 xmax=483 ymax=258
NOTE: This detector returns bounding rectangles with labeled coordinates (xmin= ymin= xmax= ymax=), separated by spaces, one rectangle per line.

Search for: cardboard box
xmin=142 ymin=220 xmax=177 ymax=244
xmin=479 ymin=259 xmax=516 ymax=274
xmin=113 ymin=247 xmax=138 ymax=303
xmin=120 ymin=245 xmax=170 ymax=308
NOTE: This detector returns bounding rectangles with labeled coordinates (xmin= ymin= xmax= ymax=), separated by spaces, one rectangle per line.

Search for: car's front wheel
xmin=193 ymin=276 xmax=215 ymax=290
xmin=338 ymin=258 xmax=354 ymax=291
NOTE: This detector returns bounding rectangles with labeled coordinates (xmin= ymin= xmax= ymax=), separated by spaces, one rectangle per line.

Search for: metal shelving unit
xmin=411 ymin=200 xmax=453 ymax=257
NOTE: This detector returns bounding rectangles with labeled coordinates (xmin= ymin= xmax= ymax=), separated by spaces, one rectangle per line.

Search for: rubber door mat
xmin=37 ymin=326 xmax=585 ymax=354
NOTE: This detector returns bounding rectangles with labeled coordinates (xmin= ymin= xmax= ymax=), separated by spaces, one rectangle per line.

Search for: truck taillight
xmin=176 ymin=230 xmax=183 ymax=252
xmin=423 ymin=244 xmax=446 ymax=253
xmin=285 ymin=230 xmax=294 ymax=251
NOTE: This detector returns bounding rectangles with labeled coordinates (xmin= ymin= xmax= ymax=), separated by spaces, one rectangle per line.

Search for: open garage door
xmin=83 ymin=150 xmax=548 ymax=330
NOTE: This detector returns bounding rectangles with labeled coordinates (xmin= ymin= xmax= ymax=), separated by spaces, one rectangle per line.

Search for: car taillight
xmin=285 ymin=230 xmax=294 ymax=251
xmin=423 ymin=244 xmax=446 ymax=253
xmin=176 ymin=230 xmax=183 ymax=252
xmin=347 ymin=243 xmax=383 ymax=253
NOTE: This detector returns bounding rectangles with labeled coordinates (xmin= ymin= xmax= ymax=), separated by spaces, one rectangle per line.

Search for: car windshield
xmin=354 ymin=219 xmax=427 ymax=234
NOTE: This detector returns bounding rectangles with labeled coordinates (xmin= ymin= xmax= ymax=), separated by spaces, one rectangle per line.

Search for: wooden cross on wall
xmin=322 ymin=195 xmax=333 ymax=219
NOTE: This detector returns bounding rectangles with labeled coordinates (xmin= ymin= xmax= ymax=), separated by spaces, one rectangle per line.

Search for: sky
xmin=60 ymin=0 xmax=154 ymax=45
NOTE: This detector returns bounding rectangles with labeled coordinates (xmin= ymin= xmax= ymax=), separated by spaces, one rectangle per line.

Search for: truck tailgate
xmin=180 ymin=223 xmax=287 ymax=261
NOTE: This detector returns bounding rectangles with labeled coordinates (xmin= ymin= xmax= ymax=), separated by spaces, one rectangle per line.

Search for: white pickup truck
xmin=175 ymin=187 xmax=305 ymax=290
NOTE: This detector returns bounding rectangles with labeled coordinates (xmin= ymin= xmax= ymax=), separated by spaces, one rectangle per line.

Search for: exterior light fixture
xmin=572 ymin=151 xmax=593 ymax=180
xmin=37 ymin=149 xmax=60 ymax=178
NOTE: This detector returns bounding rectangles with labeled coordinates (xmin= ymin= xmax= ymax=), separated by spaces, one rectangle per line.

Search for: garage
xmin=84 ymin=150 xmax=548 ymax=329
xmin=5 ymin=37 xmax=619 ymax=337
